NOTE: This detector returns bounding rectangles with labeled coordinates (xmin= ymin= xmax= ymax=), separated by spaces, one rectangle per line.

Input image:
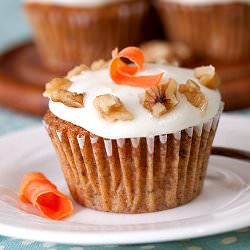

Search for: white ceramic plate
xmin=0 ymin=114 xmax=250 ymax=246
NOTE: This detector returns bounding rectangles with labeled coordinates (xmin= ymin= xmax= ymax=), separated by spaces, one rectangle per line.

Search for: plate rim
xmin=0 ymin=210 xmax=250 ymax=245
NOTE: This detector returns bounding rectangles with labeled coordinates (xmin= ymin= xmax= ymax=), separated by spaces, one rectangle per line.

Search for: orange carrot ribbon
xmin=110 ymin=47 xmax=164 ymax=88
xmin=19 ymin=172 xmax=74 ymax=220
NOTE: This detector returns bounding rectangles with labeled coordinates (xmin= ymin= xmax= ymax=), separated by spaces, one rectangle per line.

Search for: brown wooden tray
xmin=0 ymin=42 xmax=249 ymax=116
xmin=0 ymin=43 xmax=62 ymax=116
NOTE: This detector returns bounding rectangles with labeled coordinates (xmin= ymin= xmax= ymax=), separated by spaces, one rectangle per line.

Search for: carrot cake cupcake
xmin=155 ymin=0 xmax=250 ymax=62
xmin=43 ymin=46 xmax=222 ymax=213
xmin=24 ymin=0 xmax=149 ymax=73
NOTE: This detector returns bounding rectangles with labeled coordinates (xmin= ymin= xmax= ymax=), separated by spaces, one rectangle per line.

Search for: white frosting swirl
xmin=159 ymin=0 xmax=250 ymax=5
xmin=24 ymin=0 xmax=133 ymax=7
xmin=49 ymin=64 xmax=221 ymax=139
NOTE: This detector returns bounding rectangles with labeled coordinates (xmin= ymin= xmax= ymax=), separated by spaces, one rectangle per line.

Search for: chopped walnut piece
xmin=179 ymin=79 xmax=208 ymax=112
xmin=141 ymin=78 xmax=179 ymax=118
xmin=152 ymin=103 xmax=168 ymax=118
xmin=51 ymin=89 xmax=84 ymax=108
xmin=43 ymin=78 xmax=72 ymax=97
xmin=141 ymin=41 xmax=172 ymax=65
xmin=140 ymin=40 xmax=192 ymax=66
xmin=66 ymin=64 xmax=89 ymax=78
xmin=194 ymin=65 xmax=220 ymax=89
xmin=91 ymin=59 xmax=110 ymax=71
xmin=93 ymin=94 xmax=134 ymax=122
xmin=179 ymin=79 xmax=200 ymax=92
xmin=165 ymin=78 xmax=179 ymax=106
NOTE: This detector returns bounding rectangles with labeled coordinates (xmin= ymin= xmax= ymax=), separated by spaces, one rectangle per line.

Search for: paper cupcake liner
xmin=43 ymin=104 xmax=223 ymax=213
xmin=156 ymin=1 xmax=250 ymax=62
xmin=24 ymin=0 xmax=149 ymax=73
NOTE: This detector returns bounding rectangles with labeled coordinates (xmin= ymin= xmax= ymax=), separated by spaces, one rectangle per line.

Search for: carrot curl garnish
xmin=110 ymin=47 xmax=164 ymax=88
xmin=18 ymin=172 xmax=73 ymax=220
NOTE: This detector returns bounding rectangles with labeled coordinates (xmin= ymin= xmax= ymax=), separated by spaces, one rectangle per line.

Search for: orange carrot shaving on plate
xmin=110 ymin=47 xmax=164 ymax=88
xmin=18 ymin=172 xmax=73 ymax=220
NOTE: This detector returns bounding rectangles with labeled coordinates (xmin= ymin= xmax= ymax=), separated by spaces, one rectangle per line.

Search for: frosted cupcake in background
xmin=24 ymin=0 xmax=149 ymax=73
xmin=43 ymin=47 xmax=222 ymax=213
xmin=155 ymin=0 xmax=250 ymax=62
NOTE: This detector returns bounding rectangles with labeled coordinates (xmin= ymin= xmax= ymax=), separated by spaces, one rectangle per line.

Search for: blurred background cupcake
xmin=0 ymin=0 xmax=249 ymax=116
xmin=24 ymin=0 xmax=150 ymax=73
xmin=155 ymin=0 xmax=250 ymax=62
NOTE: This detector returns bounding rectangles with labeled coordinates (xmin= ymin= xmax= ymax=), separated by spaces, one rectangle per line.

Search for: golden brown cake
xmin=24 ymin=0 xmax=149 ymax=73
xmin=43 ymin=47 xmax=222 ymax=213
xmin=155 ymin=0 xmax=250 ymax=62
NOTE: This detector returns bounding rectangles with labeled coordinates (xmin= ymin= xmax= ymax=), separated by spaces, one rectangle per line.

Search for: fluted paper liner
xmin=156 ymin=1 xmax=250 ymax=61
xmin=24 ymin=0 xmax=149 ymax=73
xmin=44 ymin=105 xmax=223 ymax=213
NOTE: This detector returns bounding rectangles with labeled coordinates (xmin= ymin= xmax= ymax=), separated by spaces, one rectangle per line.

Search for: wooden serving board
xmin=0 ymin=42 xmax=249 ymax=116
xmin=0 ymin=43 xmax=62 ymax=116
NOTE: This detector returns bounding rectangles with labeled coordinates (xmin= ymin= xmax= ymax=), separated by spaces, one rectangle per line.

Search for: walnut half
xmin=93 ymin=94 xmax=134 ymax=122
xmin=194 ymin=65 xmax=220 ymax=89
xmin=141 ymin=78 xmax=179 ymax=118
xmin=179 ymin=80 xmax=208 ymax=112
xmin=51 ymin=89 xmax=84 ymax=108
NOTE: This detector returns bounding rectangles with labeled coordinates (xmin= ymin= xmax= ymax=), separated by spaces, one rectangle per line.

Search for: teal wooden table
xmin=1 ymin=1 xmax=250 ymax=249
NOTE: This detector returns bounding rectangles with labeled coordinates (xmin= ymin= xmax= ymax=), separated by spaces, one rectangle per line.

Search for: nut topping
xmin=151 ymin=103 xmax=168 ymax=118
xmin=141 ymin=40 xmax=192 ymax=66
xmin=66 ymin=64 xmax=89 ymax=78
xmin=43 ymin=78 xmax=72 ymax=97
xmin=194 ymin=65 xmax=220 ymax=89
xmin=93 ymin=94 xmax=134 ymax=122
xmin=91 ymin=59 xmax=110 ymax=71
xmin=179 ymin=80 xmax=208 ymax=112
xmin=51 ymin=89 xmax=84 ymax=108
xmin=141 ymin=78 xmax=179 ymax=118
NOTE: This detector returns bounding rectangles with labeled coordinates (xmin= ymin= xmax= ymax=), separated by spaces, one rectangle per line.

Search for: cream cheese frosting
xmin=159 ymin=0 xmax=250 ymax=5
xmin=48 ymin=64 xmax=221 ymax=139
xmin=24 ymin=0 xmax=133 ymax=7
